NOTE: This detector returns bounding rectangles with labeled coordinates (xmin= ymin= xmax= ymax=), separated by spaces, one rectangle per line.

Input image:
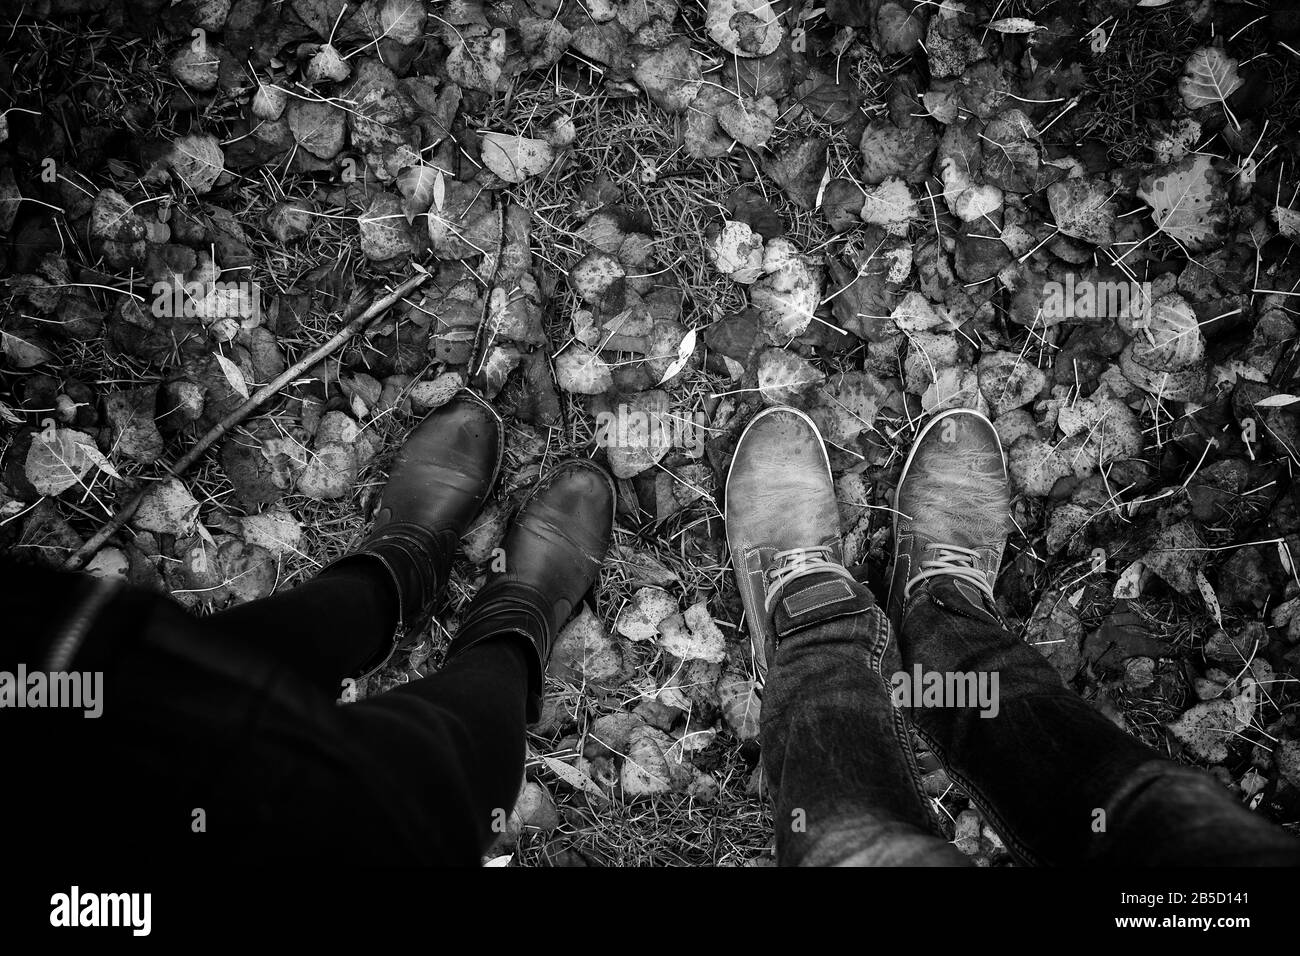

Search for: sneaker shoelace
xmin=763 ymin=546 xmax=857 ymax=616
xmin=903 ymin=543 xmax=995 ymax=605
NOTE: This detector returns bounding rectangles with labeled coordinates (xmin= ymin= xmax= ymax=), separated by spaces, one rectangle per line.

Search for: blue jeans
xmin=760 ymin=573 xmax=1300 ymax=866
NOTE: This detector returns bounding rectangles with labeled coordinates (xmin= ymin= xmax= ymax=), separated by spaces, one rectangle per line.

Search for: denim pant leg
xmin=901 ymin=580 xmax=1300 ymax=866
xmin=760 ymin=572 xmax=968 ymax=866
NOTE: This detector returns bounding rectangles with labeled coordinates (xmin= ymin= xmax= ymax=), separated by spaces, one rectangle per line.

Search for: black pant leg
xmin=207 ymin=559 xmax=399 ymax=694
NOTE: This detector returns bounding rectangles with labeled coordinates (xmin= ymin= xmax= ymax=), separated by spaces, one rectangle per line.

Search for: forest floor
xmin=4 ymin=0 xmax=1300 ymax=865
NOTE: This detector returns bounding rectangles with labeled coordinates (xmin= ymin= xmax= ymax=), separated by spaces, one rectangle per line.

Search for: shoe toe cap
xmin=726 ymin=407 xmax=838 ymax=547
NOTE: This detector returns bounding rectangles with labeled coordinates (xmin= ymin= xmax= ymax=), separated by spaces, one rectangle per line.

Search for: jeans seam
xmin=868 ymin=609 xmax=943 ymax=839
xmin=910 ymin=721 xmax=1044 ymax=866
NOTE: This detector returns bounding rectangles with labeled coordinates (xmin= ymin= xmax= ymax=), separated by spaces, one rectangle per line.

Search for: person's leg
xmin=207 ymin=558 xmax=398 ymax=695
xmin=889 ymin=408 xmax=1300 ymax=866
xmin=900 ymin=591 xmax=1300 ymax=865
xmin=338 ymin=637 xmax=532 ymax=856
xmin=210 ymin=391 xmax=505 ymax=695
xmin=7 ymin=393 xmax=520 ymax=864
xmin=728 ymin=407 xmax=966 ymax=866
xmin=761 ymin=575 xmax=968 ymax=866
xmin=445 ymin=458 xmax=616 ymax=723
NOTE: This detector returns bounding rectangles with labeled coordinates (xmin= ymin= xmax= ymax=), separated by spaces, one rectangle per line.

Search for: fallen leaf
xmin=706 ymin=0 xmax=783 ymax=57
xmin=859 ymin=177 xmax=916 ymax=233
xmin=479 ymin=132 xmax=555 ymax=183
xmin=602 ymin=390 xmax=673 ymax=478
xmin=297 ymin=442 xmax=357 ymax=499
xmin=1178 ymin=47 xmax=1243 ymax=111
xmin=214 ymin=352 xmax=250 ymax=400
xmin=537 ymin=753 xmax=609 ymax=801
xmin=1137 ymin=153 xmax=1228 ymax=252
xmin=359 ymin=193 xmax=416 ymax=260
xmin=2 ymin=329 xmax=53 ymax=368
xmin=132 ymin=477 xmax=200 ymax=535
xmin=25 ymin=428 xmax=119 ymax=496
xmin=620 ymin=725 xmax=676 ymax=796
xmin=633 ymin=38 xmax=702 ymax=112
xmin=568 ymin=249 xmax=625 ymax=303
xmin=657 ymin=328 xmax=697 ymax=385
xmin=763 ymin=136 xmax=826 ymax=208
xmin=169 ymin=133 xmax=225 ymax=194
xmin=709 ymin=220 xmax=766 ymax=283
xmin=446 ymin=29 xmax=507 ymax=91
xmin=1047 ymin=177 xmax=1117 ymax=246
xmin=1166 ymin=698 xmax=1246 ymax=764
xmin=751 ymin=239 xmax=823 ymax=340
xmin=551 ymin=605 xmax=624 ymax=683
xmin=718 ymin=95 xmax=777 ymax=149
xmin=306 ymin=44 xmax=350 ymax=83
xmin=239 ymin=510 xmax=303 ymax=556
xmin=719 ymin=667 xmax=761 ymax=740
xmin=378 ymin=0 xmax=426 ymax=44
xmin=396 ymin=165 xmax=440 ymax=222
xmin=555 ymin=346 xmax=613 ymax=394
xmin=615 ymin=586 xmax=679 ymax=641
xmin=988 ymin=17 xmax=1042 ymax=33
xmin=170 ymin=44 xmax=220 ymax=91
xmin=756 ymin=348 xmax=824 ymax=405
xmin=287 ymin=98 xmax=347 ymax=159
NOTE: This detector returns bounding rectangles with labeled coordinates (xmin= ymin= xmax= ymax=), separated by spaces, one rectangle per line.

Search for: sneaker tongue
xmin=772 ymin=570 xmax=870 ymax=639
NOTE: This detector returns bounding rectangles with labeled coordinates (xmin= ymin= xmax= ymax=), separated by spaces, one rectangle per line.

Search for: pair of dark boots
xmin=336 ymin=391 xmax=614 ymax=720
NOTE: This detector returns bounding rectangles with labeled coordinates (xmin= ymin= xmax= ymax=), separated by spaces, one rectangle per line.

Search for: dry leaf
xmin=706 ymin=0 xmax=783 ymax=57
xmin=306 ymin=44 xmax=350 ymax=83
xmin=657 ymin=328 xmax=697 ymax=385
xmin=1046 ymin=177 xmax=1117 ymax=246
xmin=214 ymin=352 xmax=250 ymax=400
xmin=132 ymin=477 xmax=200 ymax=535
xmin=446 ymin=29 xmax=506 ymax=92
xmin=756 ymin=348 xmax=824 ymax=404
xmin=287 ymin=98 xmax=347 ymax=159
xmin=169 ymin=133 xmax=225 ymax=194
xmin=379 ymin=0 xmax=426 ymax=44
xmin=717 ymin=95 xmax=777 ymax=149
xmin=555 ymin=347 xmax=613 ymax=394
xmin=479 ymin=132 xmax=555 ymax=183
xmin=988 ymin=17 xmax=1042 ymax=33
xmin=239 ymin=510 xmax=303 ymax=556
xmin=538 ymin=754 xmax=609 ymax=801
xmin=397 ymin=165 xmax=440 ymax=222
xmin=615 ymin=586 xmax=679 ymax=641
xmin=1179 ymin=47 xmax=1243 ymax=111
xmin=1137 ymin=153 xmax=1227 ymax=252
xmin=709 ymin=220 xmax=765 ymax=283
xmin=25 ymin=428 xmax=119 ymax=496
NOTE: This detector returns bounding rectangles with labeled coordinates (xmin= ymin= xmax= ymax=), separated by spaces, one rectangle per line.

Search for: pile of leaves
xmin=3 ymin=0 xmax=1300 ymax=865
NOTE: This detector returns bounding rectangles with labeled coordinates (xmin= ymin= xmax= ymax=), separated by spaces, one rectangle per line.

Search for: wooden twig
xmin=63 ymin=270 xmax=431 ymax=571
xmin=467 ymin=202 xmax=508 ymax=382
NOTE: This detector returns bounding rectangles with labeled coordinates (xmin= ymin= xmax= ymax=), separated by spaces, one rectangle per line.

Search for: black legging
xmin=209 ymin=559 xmax=401 ymax=693
xmin=5 ymin=558 xmax=530 ymax=864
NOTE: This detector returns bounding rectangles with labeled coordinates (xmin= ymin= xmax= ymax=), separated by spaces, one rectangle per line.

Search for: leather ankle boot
xmin=330 ymin=390 xmax=503 ymax=677
xmin=448 ymin=459 xmax=615 ymax=720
